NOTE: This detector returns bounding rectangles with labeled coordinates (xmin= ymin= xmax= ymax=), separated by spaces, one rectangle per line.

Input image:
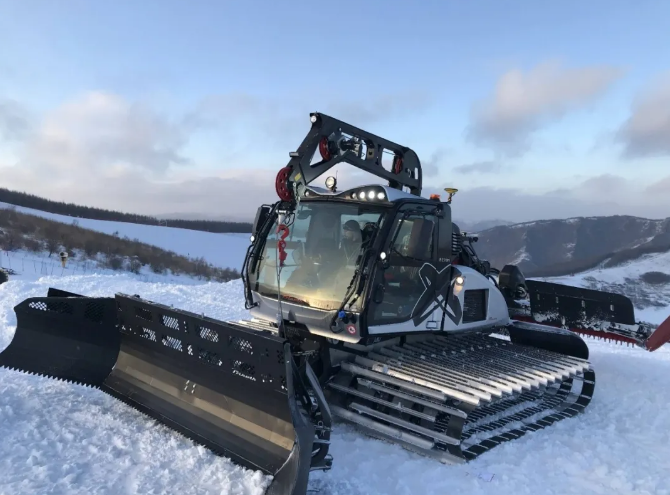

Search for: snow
xmin=548 ymin=250 xmax=670 ymax=287
xmin=510 ymin=247 xmax=530 ymax=266
xmin=1 ymin=268 xmax=670 ymax=494
xmin=1 ymin=249 xmax=210 ymax=287
xmin=0 ymin=202 xmax=251 ymax=271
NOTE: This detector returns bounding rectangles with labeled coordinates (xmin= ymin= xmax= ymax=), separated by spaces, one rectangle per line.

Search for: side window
xmin=389 ymin=216 xmax=435 ymax=261
xmin=373 ymin=213 xmax=436 ymax=322
xmin=340 ymin=212 xmax=385 ymax=254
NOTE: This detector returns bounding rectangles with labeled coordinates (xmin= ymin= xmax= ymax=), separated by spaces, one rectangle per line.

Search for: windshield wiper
xmin=330 ymin=222 xmax=382 ymax=332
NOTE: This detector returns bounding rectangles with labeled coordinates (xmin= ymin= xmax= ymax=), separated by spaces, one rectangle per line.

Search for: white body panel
xmin=367 ymin=265 xmax=511 ymax=335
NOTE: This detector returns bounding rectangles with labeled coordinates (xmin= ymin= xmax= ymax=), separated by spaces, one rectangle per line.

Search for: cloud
xmin=324 ymin=91 xmax=432 ymax=126
xmin=421 ymin=148 xmax=449 ymax=177
xmin=21 ymin=92 xmax=194 ymax=177
xmin=645 ymin=175 xmax=670 ymax=195
xmin=2 ymin=91 xmax=196 ymax=183
xmin=466 ymin=61 xmax=623 ymax=156
xmin=0 ymin=163 xmax=278 ymax=220
xmin=0 ymin=98 xmax=32 ymax=141
xmin=573 ymin=173 xmax=629 ymax=196
xmin=5 ymin=89 xmax=667 ymax=226
xmin=453 ymin=161 xmax=502 ymax=174
xmin=422 ymin=173 xmax=670 ymax=224
xmin=0 ymin=89 xmax=432 ymax=220
xmin=186 ymin=89 xmax=432 ymax=150
xmin=616 ymin=72 xmax=670 ymax=159
xmin=0 ymin=91 xmax=261 ymax=217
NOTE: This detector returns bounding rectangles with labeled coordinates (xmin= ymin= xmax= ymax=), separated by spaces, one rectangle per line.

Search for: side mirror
xmin=252 ymin=205 xmax=272 ymax=237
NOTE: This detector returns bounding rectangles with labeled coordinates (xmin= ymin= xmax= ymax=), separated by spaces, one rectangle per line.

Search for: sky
xmin=0 ymin=0 xmax=669 ymax=223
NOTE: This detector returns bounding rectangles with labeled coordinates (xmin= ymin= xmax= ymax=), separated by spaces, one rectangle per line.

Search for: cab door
xmin=366 ymin=203 xmax=440 ymax=333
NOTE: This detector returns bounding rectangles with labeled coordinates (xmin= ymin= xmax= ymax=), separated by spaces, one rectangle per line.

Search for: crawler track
xmin=326 ymin=332 xmax=595 ymax=462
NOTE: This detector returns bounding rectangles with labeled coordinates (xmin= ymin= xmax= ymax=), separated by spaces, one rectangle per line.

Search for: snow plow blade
xmin=512 ymin=280 xmax=670 ymax=351
xmin=0 ymin=287 xmax=121 ymax=385
xmin=0 ymin=289 xmax=331 ymax=495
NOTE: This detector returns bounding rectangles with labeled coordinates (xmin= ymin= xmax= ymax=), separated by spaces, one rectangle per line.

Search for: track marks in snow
xmin=0 ymin=372 xmax=271 ymax=495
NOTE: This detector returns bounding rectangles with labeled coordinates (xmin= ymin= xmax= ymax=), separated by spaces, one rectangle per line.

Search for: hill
xmin=474 ymin=215 xmax=670 ymax=277
xmin=0 ymin=202 xmax=251 ymax=271
xmin=0 ymin=187 xmax=252 ymax=234
xmin=0 ymin=206 xmax=239 ymax=282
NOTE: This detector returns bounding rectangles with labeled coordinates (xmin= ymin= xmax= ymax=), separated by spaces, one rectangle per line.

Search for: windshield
xmin=254 ymin=201 xmax=387 ymax=311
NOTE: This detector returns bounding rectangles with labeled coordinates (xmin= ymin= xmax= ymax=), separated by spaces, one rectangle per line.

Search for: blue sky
xmin=1 ymin=0 xmax=669 ymax=222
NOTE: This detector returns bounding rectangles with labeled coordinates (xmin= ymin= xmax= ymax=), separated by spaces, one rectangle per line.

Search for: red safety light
xmin=430 ymin=194 xmax=441 ymax=201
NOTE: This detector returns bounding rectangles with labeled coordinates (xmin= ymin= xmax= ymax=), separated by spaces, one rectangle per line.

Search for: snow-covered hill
xmin=475 ymin=215 xmax=670 ymax=276
xmin=0 ymin=268 xmax=669 ymax=495
xmin=0 ymin=202 xmax=251 ymax=271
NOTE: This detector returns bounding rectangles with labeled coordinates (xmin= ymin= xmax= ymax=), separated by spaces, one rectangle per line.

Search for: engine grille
xmin=451 ymin=232 xmax=463 ymax=257
xmin=462 ymin=289 xmax=487 ymax=323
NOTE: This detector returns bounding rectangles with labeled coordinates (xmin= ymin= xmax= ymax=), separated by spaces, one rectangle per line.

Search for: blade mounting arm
xmin=642 ymin=314 xmax=670 ymax=351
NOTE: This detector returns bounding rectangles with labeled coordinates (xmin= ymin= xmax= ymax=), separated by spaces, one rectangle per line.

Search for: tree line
xmin=0 ymin=187 xmax=252 ymax=234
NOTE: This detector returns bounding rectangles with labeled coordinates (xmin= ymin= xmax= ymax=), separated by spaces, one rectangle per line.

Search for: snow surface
xmin=0 ymin=249 xmax=210 ymax=287
xmin=1 ymin=268 xmax=670 ymax=495
xmin=0 ymin=202 xmax=251 ymax=271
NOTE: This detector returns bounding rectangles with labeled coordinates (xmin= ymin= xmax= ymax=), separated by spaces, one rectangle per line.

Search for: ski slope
xmin=1 ymin=270 xmax=669 ymax=495
xmin=0 ymin=202 xmax=251 ymax=271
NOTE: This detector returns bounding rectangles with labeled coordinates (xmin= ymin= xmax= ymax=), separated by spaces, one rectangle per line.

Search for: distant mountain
xmin=474 ymin=215 xmax=670 ymax=277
